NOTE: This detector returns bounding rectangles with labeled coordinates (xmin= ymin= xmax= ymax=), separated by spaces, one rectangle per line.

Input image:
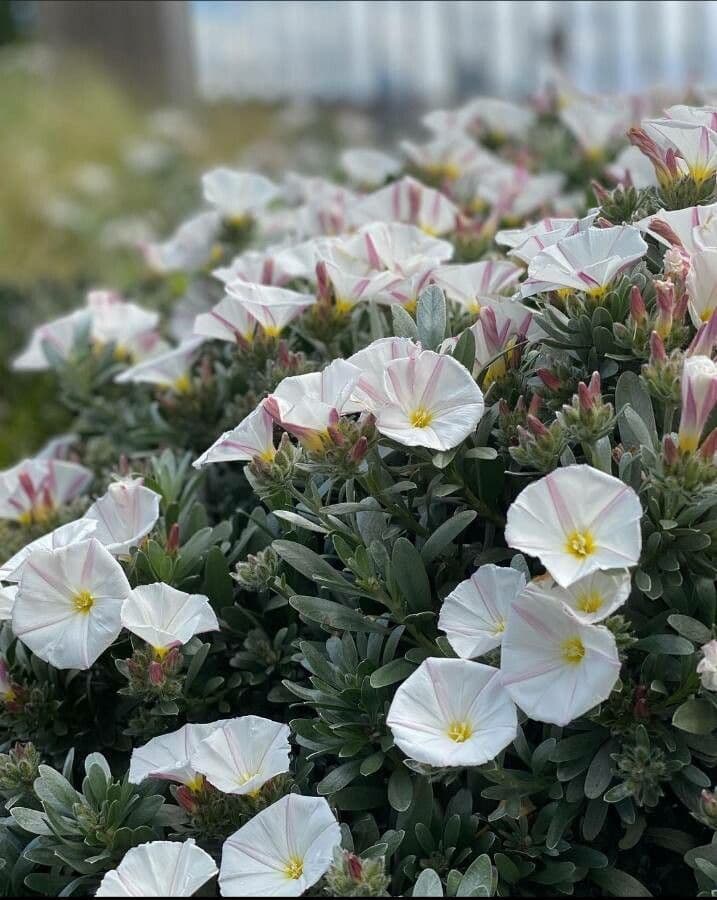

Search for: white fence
xmin=193 ymin=0 xmax=717 ymax=104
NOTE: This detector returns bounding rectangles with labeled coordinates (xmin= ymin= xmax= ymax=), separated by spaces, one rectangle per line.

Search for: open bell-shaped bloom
xmin=641 ymin=117 xmax=717 ymax=184
xmin=115 ymin=338 xmax=203 ymax=392
xmin=121 ymin=583 xmax=219 ymax=654
xmin=85 ymin=478 xmax=161 ymax=556
xmin=432 ymin=260 xmax=522 ymax=314
xmin=560 ymin=95 xmax=632 ymax=156
xmin=401 ymin=134 xmax=485 ymax=182
xmin=373 ymin=264 xmax=438 ymax=311
xmin=467 ymin=167 xmax=565 ymax=221
xmin=271 ymin=235 xmax=345 ymax=284
xmin=467 ymin=304 xmax=535 ymax=385
xmin=129 ymin=721 xmax=227 ymax=788
xmin=0 ymin=585 xmax=17 ymax=621
xmin=687 ymin=249 xmax=717 ymax=326
xmin=501 ymin=590 xmax=621 ymax=726
xmin=322 ymin=259 xmax=400 ymax=313
xmin=190 ymin=716 xmax=291 ymax=795
xmin=194 ymin=402 xmax=276 ymax=468
xmin=505 ymin=465 xmax=642 ymax=588
xmin=678 ymin=355 xmax=717 ymax=452
xmin=496 ymin=212 xmax=598 ymax=260
xmin=521 ymin=569 xmax=632 ymax=625
xmin=223 ymin=282 xmax=315 ymax=337
xmin=0 ymin=517 xmax=97 ymax=583
xmin=466 ymin=96 xmax=535 ymax=139
xmin=202 ymin=168 xmax=279 ymax=223
xmin=142 ymin=211 xmax=222 ymax=274
xmin=12 ymin=538 xmax=130 ymax=669
xmin=637 ymin=202 xmax=717 ymax=253
xmin=372 ymin=350 xmax=484 ymax=451
xmin=386 ymin=657 xmax=517 ymax=767
xmin=438 ymin=564 xmax=526 ymax=658
xmin=346 ymin=221 xmax=453 ymax=274
xmin=345 ymin=336 xmax=420 ymax=413
xmin=12 ymin=309 xmax=92 ymax=371
xmin=219 ymin=794 xmax=341 ymax=898
xmin=0 ymin=458 xmax=92 ymax=525
xmin=521 ymin=225 xmax=648 ymax=299
xmin=86 ymin=290 xmax=160 ymax=359
xmin=96 ymin=839 xmax=218 ymax=897
xmin=340 ymin=147 xmax=401 ymax=188
xmin=194 ymin=294 xmax=259 ymax=345
xmin=608 ymin=144 xmax=660 ymax=190
xmin=350 ymin=176 xmax=460 ymax=236
xmin=265 ymin=359 xmax=361 ymax=451
xmin=212 ymin=248 xmax=294 ymax=287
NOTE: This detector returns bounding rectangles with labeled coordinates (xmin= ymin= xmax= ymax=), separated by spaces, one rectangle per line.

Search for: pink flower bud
xmin=148 ymin=661 xmax=165 ymax=686
xmin=349 ymin=436 xmax=369 ymax=464
xmin=537 ymin=368 xmax=561 ymax=392
xmin=166 ymin=522 xmax=180 ymax=554
xmin=347 ymin=853 xmax=363 ymax=881
xmin=663 ymin=434 xmax=679 ymax=465
xmin=629 ymin=286 xmax=647 ymax=323
xmin=649 ymin=331 xmax=667 ymax=364
xmin=526 ymin=414 xmax=549 ymax=438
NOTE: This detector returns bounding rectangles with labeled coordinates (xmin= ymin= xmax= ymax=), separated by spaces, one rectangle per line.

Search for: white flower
xmin=348 ymin=221 xmax=453 ymax=274
xmin=194 ymin=294 xmax=259 ymax=345
xmin=496 ymin=212 xmax=597 ymax=258
xmin=12 ymin=538 xmax=130 ymax=669
xmin=345 ymin=336 xmax=420 ymax=413
xmin=466 ymin=97 xmax=535 ymax=139
xmin=86 ymin=290 xmax=160 ymax=359
xmin=222 ymin=282 xmax=315 ymax=337
xmin=372 ymin=350 xmax=484 ymax=451
xmin=191 ymin=716 xmax=291 ymax=795
xmin=521 ymin=570 xmax=632 ymax=625
xmin=0 ymin=517 xmax=97 ymax=583
xmin=85 ymin=478 xmax=161 ymax=556
xmin=438 ymin=564 xmax=526 ymax=658
xmin=697 ymin=640 xmax=717 ymax=692
xmin=202 ymin=168 xmax=279 ymax=222
xmin=401 ymin=134 xmax=485 ymax=181
xmin=373 ymin=264 xmax=438 ymax=311
xmin=340 ymin=147 xmax=401 ymax=187
xmin=272 ymin=236 xmax=346 ymax=283
xmin=465 ymin=167 xmax=564 ymax=220
xmin=193 ymin=403 xmax=276 ymax=468
xmin=608 ymin=145 xmax=659 ymax=190
xmin=129 ymin=721 xmax=226 ymax=788
xmin=212 ymin=248 xmax=294 ymax=287
xmin=12 ymin=309 xmax=91 ymax=371
xmin=678 ymin=355 xmax=717 ymax=452
xmin=560 ymin=96 xmax=631 ymax=155
xmin=386 ymin=658 xmax=517 ymax=766
xmin=266 ymin=359 xmax=361 ymax=451
xmin=505 ymin=465 xmax=642 ymax=588
xmin=0 ymin=585 xmax=17 ymax=621
xmin=642 ymin=118 xmax=717 ymax=183
xmin=142 ymin=211 xmax=222 ymax=274
xmin=432 ymin=260 xmax=522 ymax=314
xmin=219 ymin=794 xmax=341 ymax=897
xmin=96 ymin=839 xmax=218 ymax=897
xmin=0 ymin=458 xmax=92 ymax=524
xmin=687 ymin=250 xmax=717 ymax=326
xmin=322 ymin=260 xmax=400 ymax=313
xmin=350 ymin=176 xmax=460 ymax=236
xmin=115 ymin=338 xmax=203 ymax=392
xmin=121 ymin=583 xmax=219 ymax=653
xmin=521 ymin=225 xmax=648 ymax=299
xmin=638 ymin=202 xmax=717 ymax=253
xmin=501 ymin=589 xmax=621 ymax=726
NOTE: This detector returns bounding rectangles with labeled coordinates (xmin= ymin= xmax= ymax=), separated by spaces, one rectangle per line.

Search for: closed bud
xmin=148 ymin=661 xmax=165 ymax=686
xmin=629 ymin=285 xmax=647 ymax=324
xmin=166 ymin=522 xmax=180 ymax=554
xmin=649 ymin=331 xmax=667 ymax=364
xmin=537 ymin=367 xmax=562 ymax=392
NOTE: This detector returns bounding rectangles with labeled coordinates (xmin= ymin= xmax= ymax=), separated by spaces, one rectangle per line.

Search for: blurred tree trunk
xmin=36 ymin=0 xmax=195 ymax=103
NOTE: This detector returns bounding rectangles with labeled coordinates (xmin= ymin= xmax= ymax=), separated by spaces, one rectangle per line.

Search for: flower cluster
xmin=3 ymin=85 xmax=717 ymax=898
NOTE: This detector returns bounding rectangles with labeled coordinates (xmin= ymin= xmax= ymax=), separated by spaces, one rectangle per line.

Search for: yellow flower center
xmin=334 ymin=298 xmax=354 ymax=315
xmin=72 ymin=590 xmax=95 ymax=614
xmin=446 ymin=720 xmax=473 ymax=743
xmin=403 ymin=299 xmax=417 ymax=315
xmin=186 ymin=775 xmax=205 ymax=792
xmin=18 ymin=503 xmax=55 ymax=527
xmin=561 ymin=636 xmax=586 ymax=665
xmin=492 ymin=619 xmax=506 ymax=634
xmin=701 ymin=307 xmax=716 ymax=322
xmin=556 ymin=287 xmax=574 ymax=300
xmin=284 ymin=857 xmax=304 ymax=880
xmin=259 ymin=447 xmax=277 ymax=463
xmin=586 ymin=285 xmax=608 ymax=299
xmin=262 ymin=324 xmax=281 ymax=338
xmin=576 ymin=591 xmax=603 ymax=614
xmin=469 ymin=301 xmax=482 ymax=315
xmin=153 ymin=645 xmax=170 ymax=659
xmin=690 ymin=164 xmax=715 ymax=185
xmin=410 ymin=407 xmax=434 ymax=428
xmin=565 ymin=530 xmax=595 ymax=559
xmin=173 ymin=373 xmax=192 ymax=394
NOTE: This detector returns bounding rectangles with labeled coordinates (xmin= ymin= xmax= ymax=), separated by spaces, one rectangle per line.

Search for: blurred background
xmin=1 ymin=0 xmax=717 ymax=464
